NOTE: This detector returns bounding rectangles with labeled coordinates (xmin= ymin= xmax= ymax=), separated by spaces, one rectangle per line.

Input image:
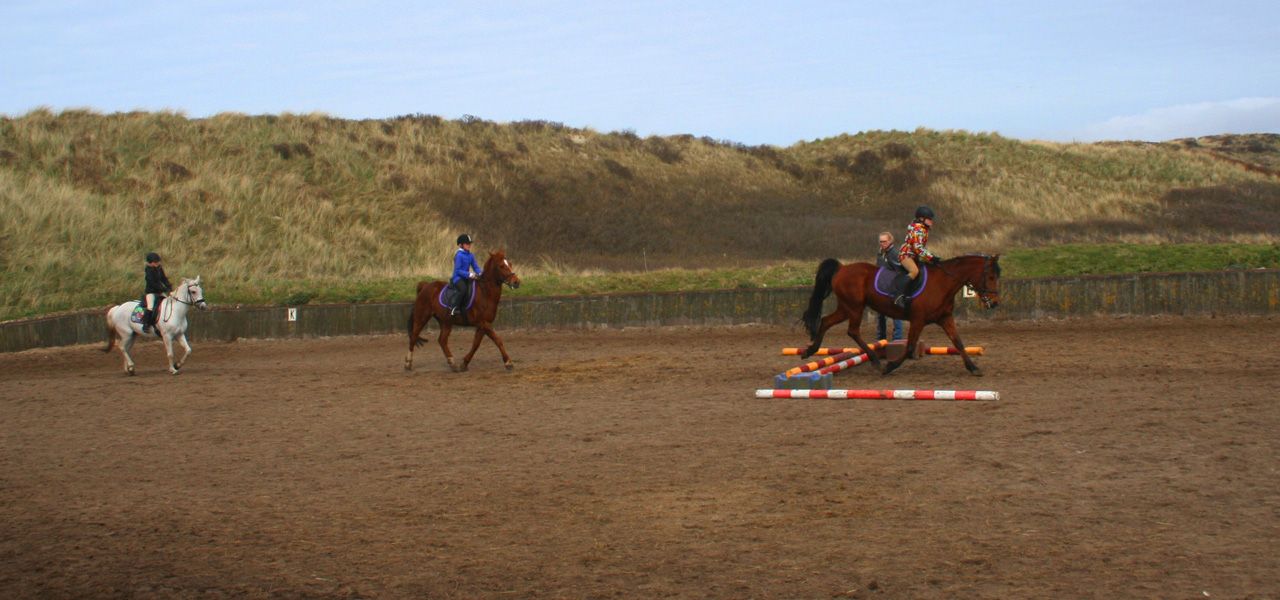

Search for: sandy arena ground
xmin=1 ymin=315 xmax=1278 ymax=599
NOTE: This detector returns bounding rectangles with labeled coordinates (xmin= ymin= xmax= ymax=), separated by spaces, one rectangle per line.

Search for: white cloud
xmin=1077 ymin=97 xmax=1280 ymax=142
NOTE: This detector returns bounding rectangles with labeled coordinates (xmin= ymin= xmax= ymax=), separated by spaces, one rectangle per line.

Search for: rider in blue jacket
xmin=448 ymin=234 xmax=482 ymax=315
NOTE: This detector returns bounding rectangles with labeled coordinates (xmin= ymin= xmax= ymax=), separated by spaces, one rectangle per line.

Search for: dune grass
xmin=2 ymin=110 xmax=1278 ymax=320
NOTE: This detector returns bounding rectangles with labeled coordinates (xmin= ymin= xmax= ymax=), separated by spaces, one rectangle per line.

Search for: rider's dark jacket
xmin=145 ymin=265 xmax=172 ymax=295
xmin=877 ymin=246 xmax=901 ymax=269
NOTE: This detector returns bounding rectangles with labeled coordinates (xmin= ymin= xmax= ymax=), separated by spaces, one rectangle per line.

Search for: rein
xmin=469 ymin=265 xmax=518 ymax=306
xmin=167 ymin=284 xmax=207 ymax=306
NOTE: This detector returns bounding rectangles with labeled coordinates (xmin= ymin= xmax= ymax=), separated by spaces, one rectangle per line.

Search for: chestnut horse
xmin=801 ymin=254 xmax=1001 ymax=376
xmin=404 ymin=250 xmax=522 ymax=372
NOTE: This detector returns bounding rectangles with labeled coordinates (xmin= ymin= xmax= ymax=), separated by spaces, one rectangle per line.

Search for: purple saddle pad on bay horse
xmin=873 ymin=265 xmax=927 ymax=299
xmin=438 ymin=280 xmax=477 ymax=311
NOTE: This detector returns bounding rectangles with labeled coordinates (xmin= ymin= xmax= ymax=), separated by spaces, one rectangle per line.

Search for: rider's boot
xmin=142 ymin=309 xmax=154 ymax=333
xmin=891 ymin=273 xmax=912 ymax=310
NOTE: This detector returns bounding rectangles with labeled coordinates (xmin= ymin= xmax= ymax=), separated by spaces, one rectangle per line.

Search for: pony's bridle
xmin=169 ymin=283 xmax=208 ymax=308
xmin=968 ymin=257 xmax=1000 ymax=308
xmin=498 ymin=269 xmax=519 ymax=288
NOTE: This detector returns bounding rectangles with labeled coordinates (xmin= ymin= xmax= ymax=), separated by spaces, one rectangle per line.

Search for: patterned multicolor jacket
xmin=898 ymin=220 xmax=936 ymax=263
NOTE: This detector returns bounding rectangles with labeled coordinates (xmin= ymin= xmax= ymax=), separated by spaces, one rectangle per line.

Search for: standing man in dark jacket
xmin=875 ymin=232 xmax=904 ymax=341
xmin=143 ymin=252 xmax=172 ymax=334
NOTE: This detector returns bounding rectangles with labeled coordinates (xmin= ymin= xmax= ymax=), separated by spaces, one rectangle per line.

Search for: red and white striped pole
xmin=782 ymin=340 xmax=888 ymax=378
xmin=816 ymin=349 xmax=879 ymax=375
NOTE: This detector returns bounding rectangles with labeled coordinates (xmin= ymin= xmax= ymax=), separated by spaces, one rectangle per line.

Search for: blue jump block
xmin=773 ymin=371 xmax=832 ymax=390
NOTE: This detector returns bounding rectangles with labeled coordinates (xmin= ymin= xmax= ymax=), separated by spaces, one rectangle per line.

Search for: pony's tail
xmin=102 ymin=308 xmax=116 ymax=353
xmin=802 ymin=258 xmax=840 ymax=340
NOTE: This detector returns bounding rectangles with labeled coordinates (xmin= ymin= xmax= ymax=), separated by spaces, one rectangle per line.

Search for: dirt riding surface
xmin=2 ymin=316 xmax=1277 ymax=599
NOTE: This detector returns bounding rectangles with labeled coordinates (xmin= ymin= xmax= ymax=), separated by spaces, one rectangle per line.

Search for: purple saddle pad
xmin=873 ymin=266 xmax=927 ymax=298
xmin=438 ymin=280 xmax=477 ymax=310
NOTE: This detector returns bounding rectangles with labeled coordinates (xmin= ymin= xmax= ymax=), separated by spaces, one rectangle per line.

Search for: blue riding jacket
xmin=451 ymin=248 xmax=482 ymax=283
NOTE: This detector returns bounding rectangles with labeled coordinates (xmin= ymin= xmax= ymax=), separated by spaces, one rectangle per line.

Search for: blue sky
xmin=3 ymin=1 xmax=1278 ymax=145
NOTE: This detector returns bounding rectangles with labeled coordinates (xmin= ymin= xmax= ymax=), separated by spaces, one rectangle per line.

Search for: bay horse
xmin=800 ymin=254 xmax=1001 ymax=376
xmin=104 ymin=276 xmax=209 ymax=375
xmin=404 ymin=250 xmax=521 ymax=372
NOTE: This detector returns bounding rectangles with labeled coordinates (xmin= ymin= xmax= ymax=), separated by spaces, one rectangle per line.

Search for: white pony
xmin=103 ymin=276 xmax=209 ymax=375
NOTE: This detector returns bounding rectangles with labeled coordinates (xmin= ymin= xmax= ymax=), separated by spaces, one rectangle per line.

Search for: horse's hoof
xmin=460 ymin=363 xmax=470 ymax=372
xmin=449 ymin=363 xmax=460 ymax=373
xmin=970 ymin=368 xmax=984 ymax=377
xmin=504 ymin=361 xmax=514 ymax=371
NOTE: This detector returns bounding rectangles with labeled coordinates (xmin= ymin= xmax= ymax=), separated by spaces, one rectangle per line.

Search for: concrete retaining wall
xmin=3 ymin=269 xmax=1277 ymax=353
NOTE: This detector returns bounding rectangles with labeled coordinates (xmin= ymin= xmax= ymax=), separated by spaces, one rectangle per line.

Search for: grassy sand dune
xmin=1 ymin=110 xmax=1277 ymax=319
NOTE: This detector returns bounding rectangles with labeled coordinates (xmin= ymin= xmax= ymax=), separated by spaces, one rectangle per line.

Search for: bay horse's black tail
xmin=802 ymin=258 xmax=840 ymax=340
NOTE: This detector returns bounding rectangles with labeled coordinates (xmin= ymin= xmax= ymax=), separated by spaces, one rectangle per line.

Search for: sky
xmin=3 ymin=1 xmax=1279 ymax=145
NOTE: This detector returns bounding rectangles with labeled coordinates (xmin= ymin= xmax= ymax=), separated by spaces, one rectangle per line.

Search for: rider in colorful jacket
xmin=142 ymin=252 xmax=172 ymax=333
xmin=448 ymin=234 xmax=483 ymax=315
xmin=892 ymin=206 xmax=940 ymax=311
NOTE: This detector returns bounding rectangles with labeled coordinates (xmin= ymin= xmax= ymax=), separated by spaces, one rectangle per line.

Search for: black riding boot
xmin=142 ymin=308 xmax=154 ymax=333
xmin=891 ymin=273 xmax=913 ymax=309
xmin=448 ymin=281 xmax=468 ymax=315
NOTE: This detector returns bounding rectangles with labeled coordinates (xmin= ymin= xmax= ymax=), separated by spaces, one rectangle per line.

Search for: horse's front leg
xmin=802 ymin=308 xmax=848 ymax=358
xmin=438 ymin=322 xmax=458 ymax=371
xmin=121 ymin=333 xmax=137 ymax=376
xmin=481 ymin=325 xmax=514 ymax=370
xmin=938 ymin=314 xmax=982 ymax=376
xmin=162 ymin=333 xmax=179 ymax=375
xmin=460 ymin=326 xmax=486 ymax=372
xmin=175 ymin=333 xmax=192 ymax=370
xmin=883 ymin=318 xmax=925 ymax=376
xmin=844 ymin=306 xmax=882 ymax=370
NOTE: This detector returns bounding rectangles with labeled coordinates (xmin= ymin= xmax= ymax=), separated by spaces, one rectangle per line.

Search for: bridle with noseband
xmin=932 ymin=255 xmax=1000 ymax=308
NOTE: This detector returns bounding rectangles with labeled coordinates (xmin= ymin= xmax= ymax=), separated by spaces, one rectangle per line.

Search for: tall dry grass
xmin=1 ymin=110 xmax=1277 ymax=319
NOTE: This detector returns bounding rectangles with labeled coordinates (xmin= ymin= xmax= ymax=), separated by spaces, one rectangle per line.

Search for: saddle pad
xmin=130 ymin=305 xmax=146 ymax=324
xmin=873 ymin=266 xmax=927 ymax=298
xmin=438 ymin=280 xmax=477 ymax=310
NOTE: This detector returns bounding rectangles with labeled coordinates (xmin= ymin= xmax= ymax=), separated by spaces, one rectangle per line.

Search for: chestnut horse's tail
xmin=802 ymin=258 xmax=841 ymax=339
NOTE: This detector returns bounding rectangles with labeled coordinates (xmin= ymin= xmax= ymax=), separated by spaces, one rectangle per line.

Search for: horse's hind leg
xmin=883 ymin=318 xmax=924 ymax=376
xmin=802 ymin=308 xmax=849 ymax=358
xmin=121 ymin=333 xmax=137 ymax=376
xmin=405 ymin=310 xmax=428 ymax=371
xmin=437 ymin=321 xmax=459 ymax=372
xmin=938 ymin=314 xmax=982 ymax=376
xmin=460 ymin=327 xmax=486 ymax=372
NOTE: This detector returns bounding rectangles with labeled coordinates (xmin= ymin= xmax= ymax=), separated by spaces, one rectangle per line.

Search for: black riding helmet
xmin=456 ymin=234 xmax=474 ymax=245
xmin=145 ymin=252 xmax=162 ymax=263
xmin=914 ymin=206 xmax=936 ymax=221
